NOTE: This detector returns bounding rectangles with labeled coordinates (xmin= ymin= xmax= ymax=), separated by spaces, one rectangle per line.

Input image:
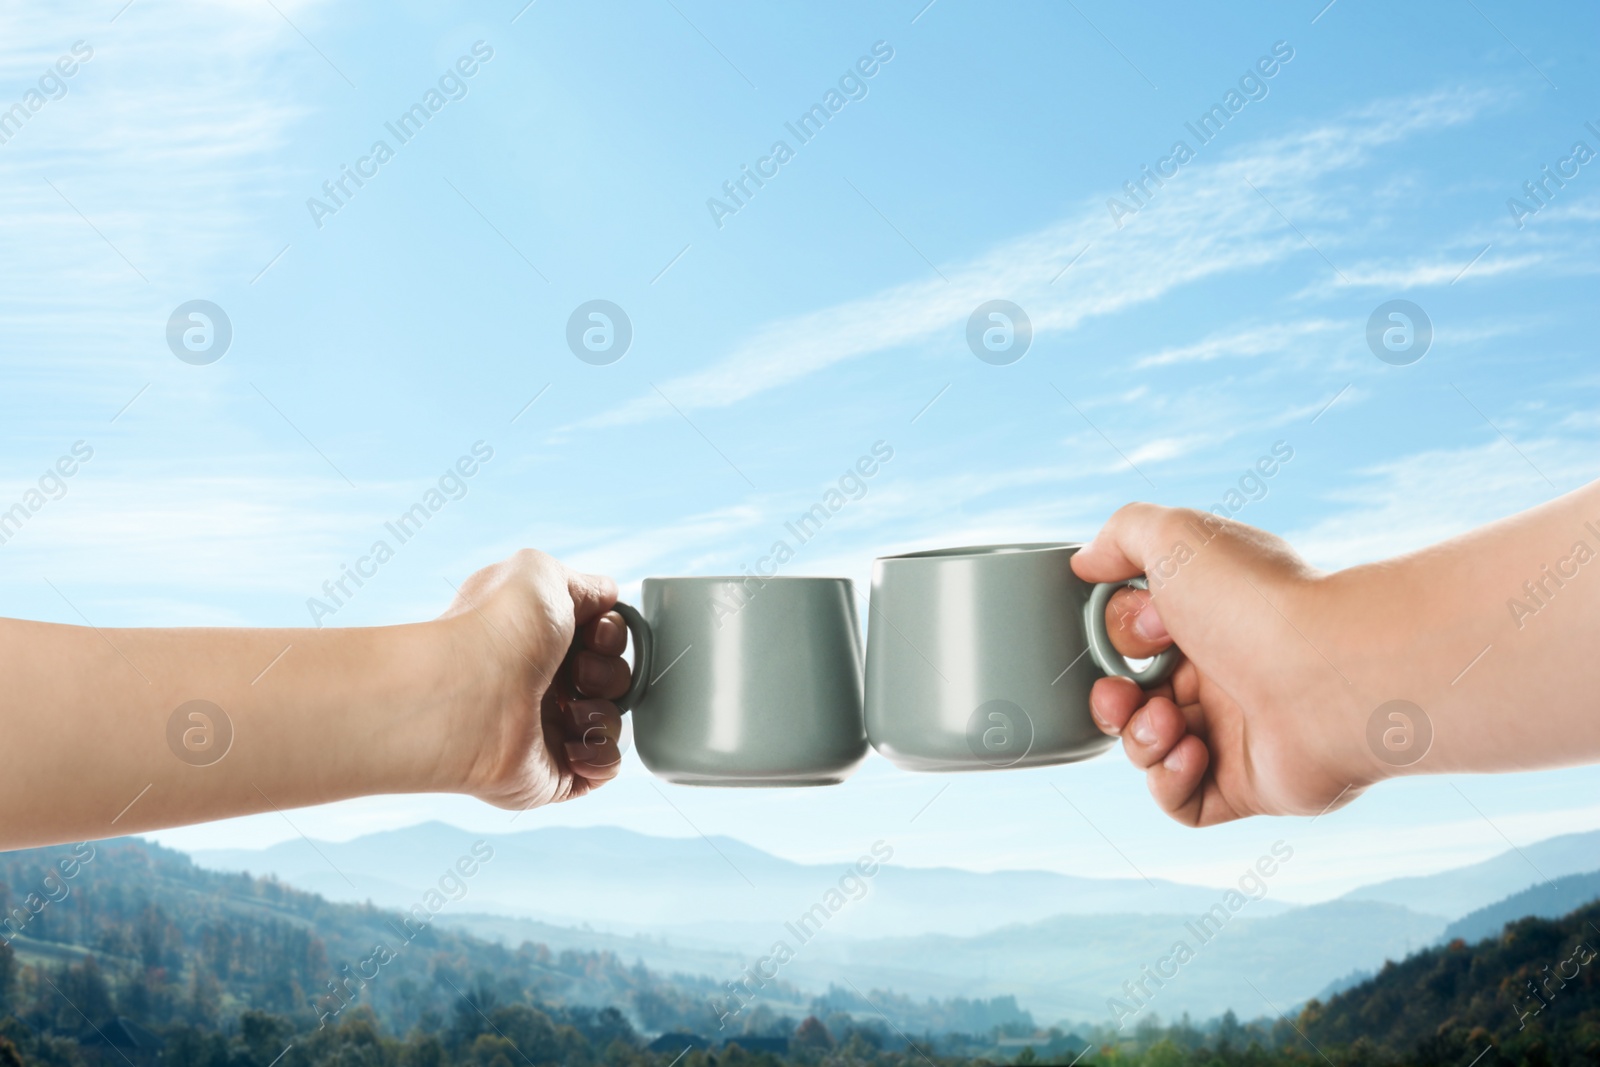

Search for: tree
xmin=239 ymin=1010 xmax=293 ymax=1067
xmin=446 ymin=979 xmax=499 ymax=1050
xmin=0 ymin=941 xmax=14 ymax=1017
xmin=401 ymin=1033 xmax=444 ymax=1067
xmin=791 ymin=1017 xmax=833 ymax=1052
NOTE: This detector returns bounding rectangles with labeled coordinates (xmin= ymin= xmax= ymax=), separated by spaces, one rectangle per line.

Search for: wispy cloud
xmin=579 ymin=90 xmax=1493 ymax=430
xmin=1288 ymin=436 xmax=1596 ymax=571
xmin=0 ymin=464 xmax=380 ymax=593
xmin=1328 ymin=250 xmax=1546 ymax=290
xmin=1134 ymin=319 xmax=1344 ymax=368
xmin=0 ymin=3 xmax=316 ymax=390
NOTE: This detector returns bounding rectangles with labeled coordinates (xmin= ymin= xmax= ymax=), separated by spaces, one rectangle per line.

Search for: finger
xmin=563 ymin=700 xmax=623 ymax=777
xmin=566 ymin=746 xmax=624 ymax=783
xmin=566 ymin=570 xmax=619 ymax=625
xmin=1121 ymin=696 xmax=1187 ymax=770
xmin=565 ymin=698 xmax=621 ymax=742
xmin=1170 ymin=658 xmax=1204 ymax=708
xmin=1087 ymin=676 xmax=1146 ymax=736
xmin=1146 ymin=734 xmax=1211 ymax=825
xmin=573 ymin=651 xmax=632 ymax=700
xmin=566 ymin=752 xmax=623 ymax=786
xmin=581 ymin=611 xmax=627 ymax=656
xmin=1104 ymin=585 xmax=1173 ymax=660
xmin=1071 ymin=502 xmax=1179 ymax=583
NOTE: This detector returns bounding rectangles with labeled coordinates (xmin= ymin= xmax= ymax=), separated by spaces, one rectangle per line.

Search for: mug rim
xmin=640 ymin=575 xmax=854 ymax=584
xmin=875 ymin=541 xmax=1081 ymax=562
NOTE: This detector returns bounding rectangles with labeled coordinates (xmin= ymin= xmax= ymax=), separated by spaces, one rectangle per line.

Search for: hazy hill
xmin=443 ymin=898 xmax=1447 ymax=1025
xmin=1441 ymin=869 xmax=1600 ymax=945
xmin=0 ymin=836 xmax=723 ymax=1035
xmin=1339 ymin=828 xmax=1600 ymax=919
xmin=191 ymin=822 xmax=1290 ymax=940
xmin=753 ymin=898 xmax=1445 ymax=1024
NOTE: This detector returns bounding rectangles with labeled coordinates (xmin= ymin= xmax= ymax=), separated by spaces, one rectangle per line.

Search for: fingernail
xmin=1163 ymin=747 xmax=1184 ymax=772
xmin=1090 ymin=703 xmax=1119 ymax=736
xmin=567 ymin=739 xmax=618 ymax=767
xmin=1133 ymin=604 xmax=1169 ymax=642
xmin=595 ymin=615 xmax=621 ymax=646
xmin=1130 ymin=714 xmax=1157 ymax=746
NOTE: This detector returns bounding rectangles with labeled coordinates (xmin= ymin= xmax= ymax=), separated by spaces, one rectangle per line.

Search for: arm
xmin=0 ymin=550 xmax=634 ymax=850
xmin=1073 ymin=478 xmax=1600 ymax=825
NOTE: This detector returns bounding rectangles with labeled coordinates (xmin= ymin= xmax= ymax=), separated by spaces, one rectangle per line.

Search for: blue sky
xmin=2 ymin=0 xmax=1598 ymax=901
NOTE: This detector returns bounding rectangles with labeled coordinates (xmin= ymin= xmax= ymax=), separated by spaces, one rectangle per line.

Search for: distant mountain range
xmin=444 ymin=897 xmax=1446 ymax=1022
xmin=189 ymin=821 xmax=1600 ymax=1026
xmin=6 ymin=831 xmax=1597 ymax=1064
xmin=190 ymin=822 xmax=1293 ymax=941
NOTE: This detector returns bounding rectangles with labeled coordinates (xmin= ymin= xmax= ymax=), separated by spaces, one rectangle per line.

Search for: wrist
xmin=1314 ymin=564 xmax=1434 ymax=790
xmin=372 ymin=617 xmax=497 ymax=796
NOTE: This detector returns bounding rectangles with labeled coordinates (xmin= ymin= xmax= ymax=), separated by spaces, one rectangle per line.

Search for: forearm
xmin=1335 ymin=478 xmax=1600 ymax=778
xmin=0 ymin=617 xmax=475 ymax=850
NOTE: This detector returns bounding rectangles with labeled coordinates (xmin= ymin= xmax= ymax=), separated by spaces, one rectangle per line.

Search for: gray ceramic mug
xmin=609 ymin=577 xmax=867 ymax=786
xmin=864 ymin=543 xmax=1180 ymax=772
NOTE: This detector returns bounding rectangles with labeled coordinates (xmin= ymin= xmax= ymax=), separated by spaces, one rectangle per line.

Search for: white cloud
xmin=1541 ymin=193 xmax=1600 ymax=223
xmin=1331 ymin=250 xmax=1546 ymax=290
xmin=1125 ymin=435 xmax=1207 ymax=465
xmin=1135 ymin=318 xmax=1344 ymax=368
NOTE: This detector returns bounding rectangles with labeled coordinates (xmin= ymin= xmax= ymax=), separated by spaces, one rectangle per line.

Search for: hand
xmin=437 ymin=549 xmax=634 ymax=811
xmin=1072 ymin=505 xmax=1379 ymax=826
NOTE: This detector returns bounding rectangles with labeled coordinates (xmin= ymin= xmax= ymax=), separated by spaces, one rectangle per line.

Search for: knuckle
xmin=1152 ymin=507 xmax=1201 ymax=545
xmin=512 ymin=547 xmax=557 ymax=573
xmin=1108 ymin=501 xmax=1154 ymax=528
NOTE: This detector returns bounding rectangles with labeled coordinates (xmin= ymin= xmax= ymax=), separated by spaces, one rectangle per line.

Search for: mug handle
xmin=610 ymin=602 xmax=654 ymax=712
xmin=1083 ymin=577 xmax=1180 ymax=687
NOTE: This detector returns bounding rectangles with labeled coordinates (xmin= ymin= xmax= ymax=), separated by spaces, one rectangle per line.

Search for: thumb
xmin=566 ymin=569 xmax=619 ymax=626
xmin=1071 ymin=502 xmax=1185 ymax=583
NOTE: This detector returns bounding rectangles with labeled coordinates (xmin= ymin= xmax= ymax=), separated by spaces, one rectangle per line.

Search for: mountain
xmin=878 ymin=899 xmax=1444 ymax=1023
xmin=1339 ymin=828 xmax=1600 ymax=919
xmin=1440 ymin=869 xmax=1600 ymax=945
xmin=442 ymin=898 xmax=1447 ymax=1025
xmin=0 ymin=837 xmax=1027 ymax=1043
xmin=190 ymin=822 xmax=1291 ymax=942
xmin=0 ymin=836 xmax=721 ymax=1035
